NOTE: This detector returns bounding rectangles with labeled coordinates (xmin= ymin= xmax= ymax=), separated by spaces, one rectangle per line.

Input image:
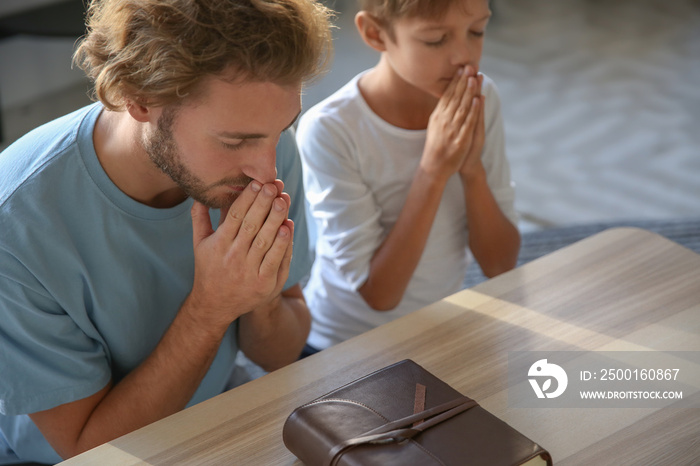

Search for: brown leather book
xmin=283 ymin=359 xmax=552 ymax=466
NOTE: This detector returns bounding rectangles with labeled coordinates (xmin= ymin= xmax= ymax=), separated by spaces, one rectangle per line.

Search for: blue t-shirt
xmin=0 ymin=103 xmax=311 ymax=464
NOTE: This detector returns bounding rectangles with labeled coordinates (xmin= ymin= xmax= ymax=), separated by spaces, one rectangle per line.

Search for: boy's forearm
xmin=359 ymin=167 xmax=447 ymax=311
xmin=462 ymin=169 xmax=520 ymax=277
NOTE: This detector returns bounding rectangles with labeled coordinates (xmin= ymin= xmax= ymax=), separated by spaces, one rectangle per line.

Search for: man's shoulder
xmin=275 ymin=127 xmax=302 ymax=173
xmin=0 ymin=104 xmax=100 ymax=207
xmin=2 ymin=103 xmax=98 ymax=159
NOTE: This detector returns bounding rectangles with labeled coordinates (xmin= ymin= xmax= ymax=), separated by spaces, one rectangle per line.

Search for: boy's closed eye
xmin=422 ymin=29 xmax=485 ymax=47
xmin=424 ymin=35 xmax=448 ymax=47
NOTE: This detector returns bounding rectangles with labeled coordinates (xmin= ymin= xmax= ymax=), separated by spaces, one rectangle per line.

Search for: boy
xmin=297 ymin=0 xmax=520 ymax=353
xmin=0 ymin=0 xmax=332 ymax=463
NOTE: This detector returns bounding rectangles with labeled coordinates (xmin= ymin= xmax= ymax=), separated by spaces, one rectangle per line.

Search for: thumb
xmin=191 ymin=201 xmax=214 ymax=246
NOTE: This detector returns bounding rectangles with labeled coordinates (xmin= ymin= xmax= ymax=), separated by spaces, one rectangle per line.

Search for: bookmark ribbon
xmin=326 ymin=389 xmax=478 ymax=466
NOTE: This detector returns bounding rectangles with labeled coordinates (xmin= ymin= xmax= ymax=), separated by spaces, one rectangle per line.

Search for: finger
xmin=437 ymin=67 xmax=465 ymax=112
xmin=444 ymin=71 xmax=470 ymax=117
xmin=234 ymin=182 xmax=279 ymax=251
xmin=279 ymin=191 xmax=291 ymax=209
xmin=259 ymin=219 xmax=294 ymax=286
xmin=471 ymin=95 xmax=486 ymax=153
xmin=457 ymin=96 xmax=481 ymax=145
xmin=247 ymin=194 xmax=289 ymax=264
xmin=191 ymin=201 xmax=214 ymax=247
xmin=276 ymin=219 xmax=295 ymax=285
xmin=217 ymin=180 xmax=263 ymax=239
xmin=453 ymin=76 xmax=478 ymax=127
xmin=273 ymin=179 xmax=291 ymax=208
xmin=441 ymin=69 xmax=462 ymax=100
xmin=465 ymin=96 xmax=486 ymax=159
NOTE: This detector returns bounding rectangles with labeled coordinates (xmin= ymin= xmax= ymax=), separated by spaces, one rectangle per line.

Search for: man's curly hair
xmin=74 ymin=0 xmax=334 ymax=110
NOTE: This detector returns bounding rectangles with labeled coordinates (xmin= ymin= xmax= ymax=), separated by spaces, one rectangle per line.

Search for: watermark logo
xmin=528 ymin=359 xmax=568 ymax=398
xmin=509 ymin=351 xmax=696 ymax=408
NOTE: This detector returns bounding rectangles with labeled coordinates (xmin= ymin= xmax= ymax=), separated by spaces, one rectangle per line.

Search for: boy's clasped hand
xmin=423 ymin=65 xmax=486 ymax=183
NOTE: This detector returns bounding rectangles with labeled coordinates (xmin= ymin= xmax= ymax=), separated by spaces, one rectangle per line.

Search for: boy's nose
xmin=451 ymin=40 xmax=474 ymax=68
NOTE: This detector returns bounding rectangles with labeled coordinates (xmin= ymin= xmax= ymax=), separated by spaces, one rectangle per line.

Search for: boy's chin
xmin=432 ymin=83 xmax=450 ymax=100
xmin=409 ymin=82 xmax=442 ymax=100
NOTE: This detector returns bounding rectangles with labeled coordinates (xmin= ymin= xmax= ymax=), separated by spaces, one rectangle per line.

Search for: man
xmin=0 ymin=0 xmax=332 ymax=463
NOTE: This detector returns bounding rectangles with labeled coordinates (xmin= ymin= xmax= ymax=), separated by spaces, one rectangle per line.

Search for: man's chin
xmin=190 ymin=191 xmax=239 ymax=210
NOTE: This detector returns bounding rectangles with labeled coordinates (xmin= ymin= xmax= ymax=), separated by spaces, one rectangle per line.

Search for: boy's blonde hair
xmin=74 ymin=0 xmax=333 ymax=110
xmin=359 ymin=0 xmax=458 ymax=26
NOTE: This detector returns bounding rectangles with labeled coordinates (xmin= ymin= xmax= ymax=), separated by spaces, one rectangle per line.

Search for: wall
xmin=0 ymin=36 xmax=84 ymax=109
xmin=0 ymin=0 xmax=86 ymax=109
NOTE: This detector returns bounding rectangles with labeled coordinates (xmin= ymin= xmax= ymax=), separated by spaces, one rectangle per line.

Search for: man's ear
xmin=355 ymin=11 xmax=389 ymax=52
xmin=125 ymin=100 xmax=153 ymax=123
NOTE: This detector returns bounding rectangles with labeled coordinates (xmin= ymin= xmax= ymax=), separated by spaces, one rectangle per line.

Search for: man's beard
xmin=143 ymin=107 xmax=253 ymax=209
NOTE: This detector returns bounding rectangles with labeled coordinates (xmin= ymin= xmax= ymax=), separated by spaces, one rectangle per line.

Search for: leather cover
xmin=283 ymin=359 xmax=552 ymax=466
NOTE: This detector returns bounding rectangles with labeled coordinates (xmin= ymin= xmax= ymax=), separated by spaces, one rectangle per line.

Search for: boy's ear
xmin=355 ymin=11 xmax=388 ymax=52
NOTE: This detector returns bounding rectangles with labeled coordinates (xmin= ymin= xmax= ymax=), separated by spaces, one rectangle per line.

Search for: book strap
xmin=326 ymin=396 xmax=478 ymax=466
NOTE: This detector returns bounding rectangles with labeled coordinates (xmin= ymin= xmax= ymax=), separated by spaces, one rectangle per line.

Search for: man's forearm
xmin=238 ymin=284 xmax=311 ymax=371
xmin=31 ymin=295 xmax=232 ymax=459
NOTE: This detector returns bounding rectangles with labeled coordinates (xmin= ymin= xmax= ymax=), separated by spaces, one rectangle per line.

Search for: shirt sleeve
xmin=481 ymin=76 xmax=519 ymax=227
xmin=296 ymin=110 xmax=384 ymax=291
xmin=0 ymin=251 xmax=111 ymax=416
xmin=276 ymin=128 xmax=313 ymax=290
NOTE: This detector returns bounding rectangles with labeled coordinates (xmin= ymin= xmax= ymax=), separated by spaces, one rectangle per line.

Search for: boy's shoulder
xmin=301 ymin=71 xmax=367 ymax=124
xmin=482 ymin=73 xmax=503 ymax=102
xmin=480 ymin=73 xmax=499 ymax=97
xmin=478 ymin=73 xmax=503 ymax=121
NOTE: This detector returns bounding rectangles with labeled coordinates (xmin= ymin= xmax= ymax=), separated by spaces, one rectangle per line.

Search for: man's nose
xmin=247 ymin=141 xmax=278 ymax=184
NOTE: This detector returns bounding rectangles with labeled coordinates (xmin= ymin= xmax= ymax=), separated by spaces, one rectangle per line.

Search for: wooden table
xmin=61 ymin=227 xmax=700 ymax=465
